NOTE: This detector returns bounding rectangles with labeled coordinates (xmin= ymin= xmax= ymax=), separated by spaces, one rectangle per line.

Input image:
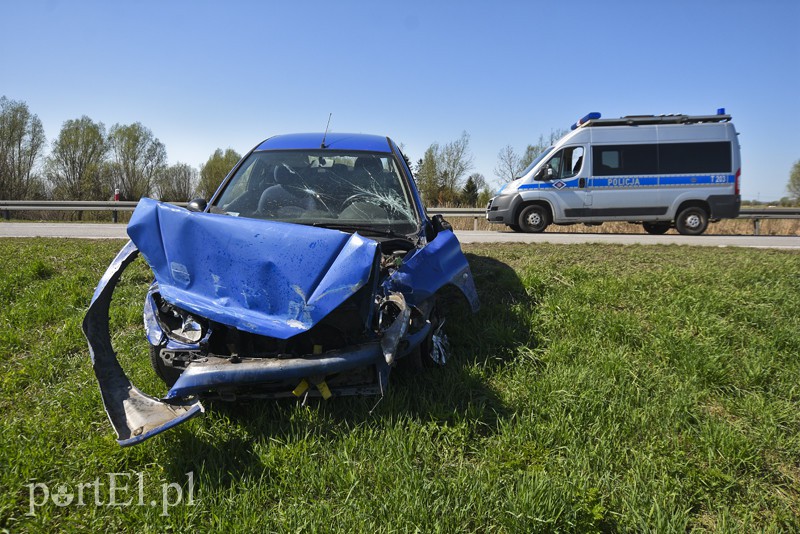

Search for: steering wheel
xmin=339 ymin=193 xmax=395 ymax=219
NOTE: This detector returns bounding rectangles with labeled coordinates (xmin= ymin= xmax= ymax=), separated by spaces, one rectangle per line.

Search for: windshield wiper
xmin=311 ymin=223 xmax=401 ymax=238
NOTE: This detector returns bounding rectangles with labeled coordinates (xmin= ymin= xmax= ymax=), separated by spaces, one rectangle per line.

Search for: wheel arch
xmin=675 ymin=198 xmax=710 ymax=219
xmin=514 ymin=199 xmax=554 ymax=224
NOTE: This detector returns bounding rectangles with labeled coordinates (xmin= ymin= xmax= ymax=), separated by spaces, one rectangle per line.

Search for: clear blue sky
xmin=2 ymin=0 xmax=798 ymax=200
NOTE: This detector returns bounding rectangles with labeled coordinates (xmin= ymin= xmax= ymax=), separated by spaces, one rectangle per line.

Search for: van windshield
xmin=517 ymin=147 xmax=554 ymax=179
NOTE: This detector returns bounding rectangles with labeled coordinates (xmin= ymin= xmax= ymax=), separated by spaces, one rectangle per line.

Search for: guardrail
xmin=1 ymin=201 xmax=798 ymax=235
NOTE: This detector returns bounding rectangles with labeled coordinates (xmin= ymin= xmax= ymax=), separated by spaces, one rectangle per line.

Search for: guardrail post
xmin=753 ymin=219 xmax=761 ymax=236
xmin=3 ymin=210 xmax=9 ymax=221
xmin=473 ymin=216 xmax=478 ymax=231
xmin=112 ymin=189 xmax=119 ymax=223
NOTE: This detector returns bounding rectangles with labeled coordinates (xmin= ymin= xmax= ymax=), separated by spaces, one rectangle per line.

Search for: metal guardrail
xmin=1 ymin=201 xmax=798 ymax=234
xmin=0 ymin=200 xmax=186 ymax=211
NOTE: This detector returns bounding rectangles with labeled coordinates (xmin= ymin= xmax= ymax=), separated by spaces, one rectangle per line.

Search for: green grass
xmin=0 ymin=239 xmax=798 ymax=532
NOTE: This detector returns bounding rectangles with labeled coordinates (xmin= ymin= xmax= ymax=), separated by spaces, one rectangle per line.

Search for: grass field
xmin=0 ymin=239 xmax=798 ymax=532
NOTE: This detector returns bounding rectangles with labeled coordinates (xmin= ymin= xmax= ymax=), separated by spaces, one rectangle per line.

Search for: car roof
xmin=255 ymin=133 xmax=393 ymax=153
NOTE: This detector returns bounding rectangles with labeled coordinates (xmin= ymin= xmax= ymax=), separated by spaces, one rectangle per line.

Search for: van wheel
xmin=642 ymin=222 xmax=670 ymax=235
xmin=518 ymin=205 xmax=550 ymax=233
xmin=675 ymin=207 xmax=708 ymax=235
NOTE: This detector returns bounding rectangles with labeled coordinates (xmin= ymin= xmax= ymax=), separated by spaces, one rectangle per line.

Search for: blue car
xmin=83 ymin=133 xmax=479 ymax=446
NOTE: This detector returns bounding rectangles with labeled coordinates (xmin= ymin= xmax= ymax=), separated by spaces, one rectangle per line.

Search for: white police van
xmin=486 ymin=110 xmax=741 ymax=235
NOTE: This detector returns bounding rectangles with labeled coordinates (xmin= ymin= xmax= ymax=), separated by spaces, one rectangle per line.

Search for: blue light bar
xmin=716 ymin=108 xmax=726 ymax=115
xmin=571 ymin=112 xmax=601 ymax=130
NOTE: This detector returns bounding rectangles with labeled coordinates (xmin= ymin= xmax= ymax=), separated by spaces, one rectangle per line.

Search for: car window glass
xmin=545 ymin=151 xmax=562 ymax=180
xmin=213 ymin=150 xmax=420 ymax=235
xmin=560 ymin=146 xmax=584 ymax=179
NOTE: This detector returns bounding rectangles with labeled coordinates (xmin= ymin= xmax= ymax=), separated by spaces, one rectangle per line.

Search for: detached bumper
xmin=82 ymin=241 xmax=204 ymax=446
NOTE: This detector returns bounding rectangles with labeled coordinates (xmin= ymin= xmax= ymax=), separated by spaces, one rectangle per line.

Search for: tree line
xmin=17 ymin=95 xmax=791 ymax=210
xmin=0 ymin=96 xmax=240 ymax=207
xmin=0 ymin=95 xmax=578 ymax=211
xmin=414 ymin=129 xmax=568 ymax=208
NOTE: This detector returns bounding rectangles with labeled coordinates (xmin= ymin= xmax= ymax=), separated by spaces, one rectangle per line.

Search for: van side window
xmin=600 ymin=150 xmax=620 ymax=170
xmin=593 ymin=145 xmax=658 ymax=176
xmin=594 ymin=142 xmax=732 ymax=176
xmin=659 ymin=142 xmax=731 ymax=173
xmin=544 ymin=146 xmax=584 ymax=180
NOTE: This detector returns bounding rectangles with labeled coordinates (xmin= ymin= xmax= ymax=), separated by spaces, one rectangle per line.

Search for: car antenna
xmin=321 ymin=113 xmax=332 ymax=148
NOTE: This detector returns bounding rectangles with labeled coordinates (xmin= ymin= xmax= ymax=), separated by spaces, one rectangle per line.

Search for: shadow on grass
xmin=159 ymin=252 xmax=540 ymax=486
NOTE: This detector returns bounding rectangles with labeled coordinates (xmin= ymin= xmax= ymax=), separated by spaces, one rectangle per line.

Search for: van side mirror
xmin=534 ymin=166 xmax=555 ymax=181
xmin=187 ymin=198 xmax=208 ymax=212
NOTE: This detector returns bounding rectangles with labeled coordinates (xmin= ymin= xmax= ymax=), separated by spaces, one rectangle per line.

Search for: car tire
xmin=642 ymin=222 xmax=671 ymax=235
xmin=675 ymin=207 xmax=709 ymax=235
xmin=518 ymin=205 xmax=550 ymax=233
xmin=149 ymin=345 xmax=182 ymax=387
xmin=403 ymin=300 xmax=445 ymax=371
xmin=507 ymin=224 xmax=522 ymax=232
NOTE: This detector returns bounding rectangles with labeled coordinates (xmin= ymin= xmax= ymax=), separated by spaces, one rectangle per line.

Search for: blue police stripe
xmin=658 ymin=175 xmax=733 ymax=186
xmin=519 ymin=178 xmax=581 ymax=191
xmin=592 ymin=177 xmax=659 ymax=187
xmin=519 ymin=174 xmax=733 ymax=190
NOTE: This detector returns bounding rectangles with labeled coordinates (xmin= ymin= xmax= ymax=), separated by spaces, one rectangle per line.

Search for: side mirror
xmin=534 ymin=166 xmax=554 ymax=181
xmin=431 ymin=213 xmax=453 ymax=233
xmin=187 ymin=198 xmax=208 ymax=212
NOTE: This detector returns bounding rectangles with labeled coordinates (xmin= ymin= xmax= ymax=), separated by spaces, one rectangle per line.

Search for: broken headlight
xmin=152 ymin=293 xmax=208 ymax=344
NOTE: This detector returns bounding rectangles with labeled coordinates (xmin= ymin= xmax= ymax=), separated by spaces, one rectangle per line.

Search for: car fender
xmin=385 ymin=229 xmax=479 ymax=312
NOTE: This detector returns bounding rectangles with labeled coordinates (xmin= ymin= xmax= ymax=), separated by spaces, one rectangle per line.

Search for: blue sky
xmin=2 ymin=0 xmax=798 ymax=200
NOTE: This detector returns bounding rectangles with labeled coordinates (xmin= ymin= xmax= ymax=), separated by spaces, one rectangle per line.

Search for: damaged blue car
xmin=83 ymin=133 xmax=479 ymax=446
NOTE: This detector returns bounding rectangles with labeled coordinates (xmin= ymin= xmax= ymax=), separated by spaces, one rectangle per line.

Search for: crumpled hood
xmin=128 ymin=198 xmax=379 ymax=339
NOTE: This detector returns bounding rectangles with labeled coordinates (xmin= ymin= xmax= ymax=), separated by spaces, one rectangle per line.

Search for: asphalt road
xmin=1 ymin=222 xmax=799 ymax=249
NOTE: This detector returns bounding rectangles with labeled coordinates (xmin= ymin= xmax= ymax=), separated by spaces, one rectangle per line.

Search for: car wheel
xmin=675 ymin=207 xmax=708 ymax=235
xmin=404 ymin=301 xmax=447 ymax=370
xmin=518 ymin=205 xmax=550 ymax=233
xmin=149 ymin=345 xmax=182 ymax=387
xmin=642 ymin=222 xmax=671 ymax=235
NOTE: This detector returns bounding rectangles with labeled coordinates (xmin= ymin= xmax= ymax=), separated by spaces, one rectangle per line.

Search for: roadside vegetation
xmin=0 ymin=239 xmax=798 ymax=532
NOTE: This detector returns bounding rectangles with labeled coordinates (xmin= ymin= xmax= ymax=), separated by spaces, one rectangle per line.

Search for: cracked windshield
xmin=213 ymin=150 xmax=420 ymax=235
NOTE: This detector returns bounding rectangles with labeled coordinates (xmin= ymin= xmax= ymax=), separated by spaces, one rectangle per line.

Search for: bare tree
xmin=788 ymin=159 xmax=800 ymax=201
xmin=439 ymin=131 xmax=473 ymax=204
xmin=155 ymin=162 xmax=198 ymax=201
xmin=495 ymin=144 xmax=523 ymax=182
xmin=0 ymin=96 xmax=47 ymax=199
xmin=46 ymin=116 xmax=108 ymax=202
xmin=107 ymin=122 xmax=167 ymax=200
xmin=521 ymin=128 xmax=568 ymax=169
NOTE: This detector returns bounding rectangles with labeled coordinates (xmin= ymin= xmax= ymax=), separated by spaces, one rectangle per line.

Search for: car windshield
xmin=517 ymin=147 xmax=554 ymax=179
xmin=212 ymin=149 xmax=421 ymax=235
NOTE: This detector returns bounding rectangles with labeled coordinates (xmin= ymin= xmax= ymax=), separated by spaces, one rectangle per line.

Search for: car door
xmin=536 ymin=145 xmax=589 ymax=218
xmin=587 ymin=144 xmax=665 ymax=220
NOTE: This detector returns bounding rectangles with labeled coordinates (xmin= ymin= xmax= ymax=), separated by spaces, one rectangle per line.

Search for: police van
xmin=486 ymin=110 xmax=741 ymax=235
